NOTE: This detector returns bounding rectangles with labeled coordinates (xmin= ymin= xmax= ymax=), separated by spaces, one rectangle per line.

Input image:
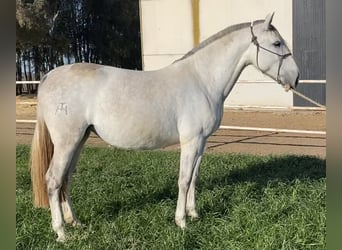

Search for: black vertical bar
xmin=293 ymin=0 xmax=326 ymax=107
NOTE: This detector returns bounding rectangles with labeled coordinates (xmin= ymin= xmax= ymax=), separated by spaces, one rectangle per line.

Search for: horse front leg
xmin=175 ymin=136 xmax=205 ymax=229
xmin=186 ymin=154 xmax=203 ymax=220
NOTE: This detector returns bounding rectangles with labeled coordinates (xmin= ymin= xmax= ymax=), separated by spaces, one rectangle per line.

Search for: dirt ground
xmin=16 ymin=95 xmax=326 ymax=158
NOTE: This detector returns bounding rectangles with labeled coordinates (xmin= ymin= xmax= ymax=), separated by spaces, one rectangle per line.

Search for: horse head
xmin=248 ymin=12 xmax=300 ymax=91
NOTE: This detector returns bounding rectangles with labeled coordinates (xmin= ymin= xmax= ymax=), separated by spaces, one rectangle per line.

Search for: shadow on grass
xmin=97 ymin=154 xmax=325 ymax=220
xmin=197 ymin=154 xmax=326 ymax=216
xmin=202 ymin=154 xmax=325 ymax=190
xmin=101 ymin=182 xmax=178 ymax=220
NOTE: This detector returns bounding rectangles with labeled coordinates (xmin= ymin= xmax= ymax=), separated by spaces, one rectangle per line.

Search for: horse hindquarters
xmin=29 ymin=112 xmax=78 ymax=210
xmin=31 ymin=106 xmax=90 ymax=241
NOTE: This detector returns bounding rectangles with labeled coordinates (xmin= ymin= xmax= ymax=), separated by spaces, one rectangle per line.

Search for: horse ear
xmin=263 ymin=12 xmax=275 ymax=30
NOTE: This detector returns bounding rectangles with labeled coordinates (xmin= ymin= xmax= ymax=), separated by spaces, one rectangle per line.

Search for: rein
xmin=250 ymin=22 xmax=292 ymax=83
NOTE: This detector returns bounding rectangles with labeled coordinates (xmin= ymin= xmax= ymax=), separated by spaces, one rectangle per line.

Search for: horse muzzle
xmin=281 ymin=72 xmax=299 ymax=92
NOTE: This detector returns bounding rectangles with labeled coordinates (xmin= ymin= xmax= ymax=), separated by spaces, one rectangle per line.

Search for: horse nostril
xmin=295 ymin=74 xmax=299 ymax=88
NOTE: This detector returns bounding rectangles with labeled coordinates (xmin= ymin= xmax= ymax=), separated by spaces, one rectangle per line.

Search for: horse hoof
xmin=187 ymin=208 xmax=199 ymax=220
xmin=72 ymin=220 xmax=84 ymax=228
xmin=56 ymin=234 xmax=66 ymax=243
xmin=175 ymin=217 xmax=186 ymax=229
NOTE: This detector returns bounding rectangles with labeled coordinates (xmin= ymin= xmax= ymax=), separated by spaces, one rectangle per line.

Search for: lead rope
xmin=290 ymin=88 xmax=326 ymax=108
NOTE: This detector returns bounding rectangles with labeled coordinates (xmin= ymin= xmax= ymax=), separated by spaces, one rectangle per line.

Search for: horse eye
xmin=273 ymin=41 xmax=281 ymax=47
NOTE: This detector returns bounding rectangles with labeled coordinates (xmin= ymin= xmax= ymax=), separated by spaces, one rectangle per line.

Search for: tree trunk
xmin=16 ymin=50 xmax=22 ymax=95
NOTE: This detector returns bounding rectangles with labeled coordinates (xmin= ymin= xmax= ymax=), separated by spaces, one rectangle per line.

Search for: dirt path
xmin=16 ymin=95 xmax=326 ymax=157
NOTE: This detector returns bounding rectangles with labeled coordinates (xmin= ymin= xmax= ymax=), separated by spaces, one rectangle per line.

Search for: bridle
xmin=250 ymin=22 xmax=292 ymax=83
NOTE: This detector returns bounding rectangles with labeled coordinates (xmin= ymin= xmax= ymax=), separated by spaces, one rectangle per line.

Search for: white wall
xmin=140 ymin=0 xmax=294 ymax=107
xmin=140 ymin=0 xmax=194 ymax=70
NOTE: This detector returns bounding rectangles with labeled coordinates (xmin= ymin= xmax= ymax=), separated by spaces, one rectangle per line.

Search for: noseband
xmin=250 ymin=22 xmax=292 ymax=83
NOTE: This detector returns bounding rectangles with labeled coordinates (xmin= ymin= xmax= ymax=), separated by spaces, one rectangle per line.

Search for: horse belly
xmin=93 ymin=117 xmax=179 ymax=150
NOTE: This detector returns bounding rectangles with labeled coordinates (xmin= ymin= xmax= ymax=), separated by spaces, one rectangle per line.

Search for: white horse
xmin=30 ymin=13 xmax=299 ymax=242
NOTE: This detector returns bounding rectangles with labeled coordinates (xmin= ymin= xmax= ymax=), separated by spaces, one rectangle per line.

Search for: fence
xmin=16 ymin=80 xmax=326 ymax=108
xmin=16 ymin=81 xmax=40 ymax=95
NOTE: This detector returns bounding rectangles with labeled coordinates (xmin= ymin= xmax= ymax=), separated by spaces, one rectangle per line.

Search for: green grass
xmin=16 ymin=145 xmax=326 ymax=250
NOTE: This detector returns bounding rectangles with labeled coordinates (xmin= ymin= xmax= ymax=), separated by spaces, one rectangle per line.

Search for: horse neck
xmin=184 ymin=27 xmax=252 ymax=102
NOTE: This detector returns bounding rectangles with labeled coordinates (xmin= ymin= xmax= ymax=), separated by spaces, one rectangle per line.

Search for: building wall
xmin=140 ymin=0 xmax=194 ymax=70
xmin=140 ymin=0 xmax=294 ymax=107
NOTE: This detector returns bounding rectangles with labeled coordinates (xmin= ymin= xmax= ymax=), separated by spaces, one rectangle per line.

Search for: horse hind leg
xmin=46 ymin=127 xmax=88 ymax=242
xmin=60 ymin=127 xmax=91 ymax=227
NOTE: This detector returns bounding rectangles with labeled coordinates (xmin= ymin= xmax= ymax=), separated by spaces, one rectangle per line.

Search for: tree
xmin=16 ymin=0 xmax=142 ymax=94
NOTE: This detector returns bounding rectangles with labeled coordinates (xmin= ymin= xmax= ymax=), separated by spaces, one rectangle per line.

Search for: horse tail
xmin=29 ymin=113 xmax=54 ymax=208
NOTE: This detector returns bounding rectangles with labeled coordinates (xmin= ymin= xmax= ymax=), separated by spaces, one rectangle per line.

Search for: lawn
xmin=16 ymin=145 xmax=326 ymax=250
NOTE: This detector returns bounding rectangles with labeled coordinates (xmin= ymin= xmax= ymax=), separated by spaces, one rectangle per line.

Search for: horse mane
xmin=176 ymin=20 xmax=264 ymax=62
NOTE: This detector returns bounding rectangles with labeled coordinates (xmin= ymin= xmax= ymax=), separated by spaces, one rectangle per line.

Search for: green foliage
xmin=16 ymin=145 xmax=326 ymax=249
